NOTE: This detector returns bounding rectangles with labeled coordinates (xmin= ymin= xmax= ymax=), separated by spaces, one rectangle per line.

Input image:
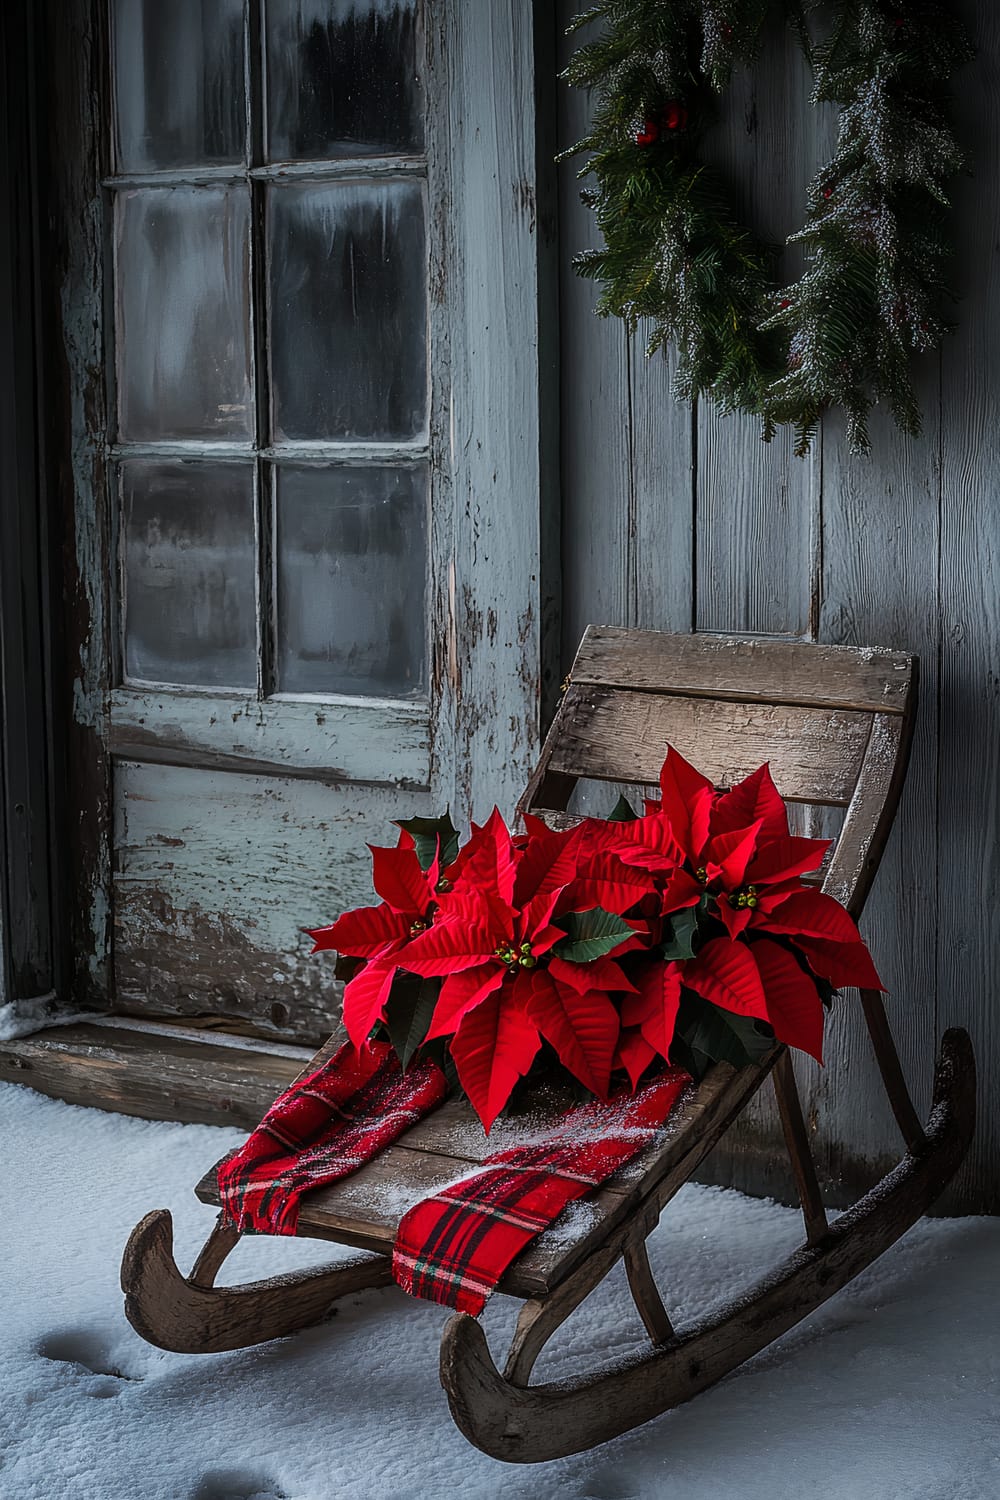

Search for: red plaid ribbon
xmin=217 ymin=1039 xmax=448 ymax=1235
xmin=392 ymin=1068 xmax=692 ymax=1315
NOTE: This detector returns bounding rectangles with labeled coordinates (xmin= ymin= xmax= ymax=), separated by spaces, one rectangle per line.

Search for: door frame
xmin=40 ymin=0 xmax=561 ymax=1014
xmin=0 ymin=0 xmax=64 ymax=1015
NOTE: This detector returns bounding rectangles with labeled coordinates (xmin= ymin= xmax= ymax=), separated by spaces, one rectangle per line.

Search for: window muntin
xmin=107 ymin=0 xmax=428 ymax=699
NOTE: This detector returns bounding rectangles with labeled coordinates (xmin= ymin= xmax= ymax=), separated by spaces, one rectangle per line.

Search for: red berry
xmin=636 ymin=118 xmax=659 ymax=147
xmin=823 ymin=187 xmax=833 ymax=200
xmin=661 ymin=100 xmax=689 ymax=131
xmin=779 ymin=298 xmax=791 ymax=310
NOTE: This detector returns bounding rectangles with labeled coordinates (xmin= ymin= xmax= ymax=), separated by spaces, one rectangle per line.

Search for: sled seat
xmin=195 ymin=1035 xmax=757 ymax=1299
xmin=124 ymin=626 xmax=975 ymax=1464
xmin=196 ymin=621 xmax=920 ymax=1297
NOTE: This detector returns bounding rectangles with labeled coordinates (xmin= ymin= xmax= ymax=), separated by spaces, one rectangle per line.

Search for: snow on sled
xmin=121 ymin=626 xmax=975 ymax=1463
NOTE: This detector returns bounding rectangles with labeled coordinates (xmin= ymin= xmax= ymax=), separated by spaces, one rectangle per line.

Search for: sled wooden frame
xmin=121 ymin=626 xmax=976 ymax=1463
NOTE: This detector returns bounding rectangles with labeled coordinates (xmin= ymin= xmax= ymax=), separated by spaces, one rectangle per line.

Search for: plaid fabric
xmin=216 ymin=1039 xmax=448 ymax=1236
xmin=392 ymin=1068 xmax=692 ymax=1316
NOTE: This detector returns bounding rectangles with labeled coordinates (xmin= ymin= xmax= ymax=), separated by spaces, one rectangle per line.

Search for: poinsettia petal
xmin=514 ymin=823 xmax=584 ymax=933
xmin=659 ymin=746 xmax=714 ymax=862
xmin=717 ymin=898 xmax=753 ymax=940
xmin=369 ymin=841 xmax=436 ymax=916
xmin=710 ymin=763 xmax=788 ymax=840
xmin=425 ymin=962 xmax=505 ymax=1039
xmin=683 ymin=937 xmax=769 ymax=1022
xmin=589 ymin=809 xmax=683 ymax=872
xmin=793 ymin=935 xmax=885 ymax=992
xmin=449 ymin=987 xmax=541 ymax=1132
xmin=396 ymin=916 xmax=497 ymax=976
xmin=615 ymin=1029 xmax=658 ymax=1091
xmin=656 ymin=869 xmax=702 ymax=916
xmin=761 ymin=889 xmax=866 ymax=944
xmin=342 ymin=954 xmax=400 ymax=1049
xmin=547 ymin=954 xmax=637 ymax=995
xmin=751 ymin=938 xmax=825 ymax=1063
xmin=526 ymin=922 xmax=570 ymax=958
xmin=621 ymin=961 xmax=682 ymax=1061
xmin=520 ymin=811 xmax=554 ymax=840
xmin=522 ymin=968 xmax=619 ymax=1098
xmin=746 ymin=836 xmax=830 ymax=886
xmin=435 ymin=885 xmax=516 ymax=944
xmin=704 ymin=820 xmax=764 ymax=890
xmin=753 ymin=879 xmax=807 ymax=915
xmin=310 ymin=903 xmax=407 ymax=957
xmin=450 ymin=807 xmax=518 ymax=906
xmin=558 ymin=851 xmax=657 ymax=917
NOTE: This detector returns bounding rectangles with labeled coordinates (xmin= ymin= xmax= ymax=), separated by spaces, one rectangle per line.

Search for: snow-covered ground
xmin=1 ymin=1082 xmax=997 ymax=1500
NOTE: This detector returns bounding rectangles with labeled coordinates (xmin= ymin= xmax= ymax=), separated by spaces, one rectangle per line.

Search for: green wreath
xmin=564 ymin=1 xmax=974 ymax=454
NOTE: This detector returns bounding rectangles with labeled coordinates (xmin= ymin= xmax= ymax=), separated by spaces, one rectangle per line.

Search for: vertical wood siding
xmin=557 ymin=1 xmax=994 ymax=1213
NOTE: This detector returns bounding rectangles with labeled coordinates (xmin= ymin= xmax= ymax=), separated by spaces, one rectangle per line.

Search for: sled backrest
xmin=519 ymin=627 xmax=917 ymax=920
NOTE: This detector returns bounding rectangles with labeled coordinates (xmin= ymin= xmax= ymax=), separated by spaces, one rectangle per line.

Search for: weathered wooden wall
xmin=557 ymin=0 xmax=996 ymax=1214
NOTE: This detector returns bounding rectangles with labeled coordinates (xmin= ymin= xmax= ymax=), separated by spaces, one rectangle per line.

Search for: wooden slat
xmin=196 ymin=1061 xmax=773 ymax=1300
xmin=823 ymin=712 xmax=911 ymax=917
xmin=548 ymin=684 xmax=872 ymax=805
xmin=693 ymin=15 xmax=820 ymax=645
xmin=109 ymin=690 xmax=432 ymax=789
xmin=0 ymin=1021 xmax=306 ymax=1127
xmin=571 ymin=627 xmax=914 ymax=716
xmin=556 ymin=0 xmax=694 ymax=666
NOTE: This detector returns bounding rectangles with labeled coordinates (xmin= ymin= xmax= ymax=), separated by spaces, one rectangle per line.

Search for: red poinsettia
xmin=598 ymin=748 xmax=883 ymax=1063
xmin=391 ymin=810 xmax=638 ymax=1128
xmin=308 ymin=831 xmax=442 ymax=1050
xmin=309 ymin=744 xmax=885 ymax=1129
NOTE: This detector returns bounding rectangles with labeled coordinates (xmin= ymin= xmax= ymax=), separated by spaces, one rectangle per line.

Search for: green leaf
xmin=554 ymin=907 xmax=635 ymax=964
xmin=394 ymin=811 xmax=461 ymax=872
xmin=675 ymin=993 xmax=775 ymax=1077
xmin=661 ymin=903 xmax=702 ymax=961
xmin=334 ymin=953 xmax=363 ymax=984
xmin=384 ymin=976 xmax=441 ymax=1071
xmin=607 ymin=792 xmax=639 ymax=822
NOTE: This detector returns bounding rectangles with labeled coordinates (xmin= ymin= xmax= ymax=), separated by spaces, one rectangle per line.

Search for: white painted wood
xmin=112 ymin=760 xmax=443 ymax=1038
xmin=109 ymin=688 xmax=431 ymax=787
xmin=52 ymin=1 xmax=553 ymax=1034
xmin=432 ymin=0 xmax=555 ymax=822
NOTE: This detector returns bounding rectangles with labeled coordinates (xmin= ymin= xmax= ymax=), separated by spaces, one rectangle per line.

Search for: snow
xmin=2 ymin=1083 xmax=998 ymax=1500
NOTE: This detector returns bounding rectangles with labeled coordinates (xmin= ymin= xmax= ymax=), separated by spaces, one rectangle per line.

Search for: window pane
xmin=122 ymin=460 xmax=257 ymax=690
xmin=265 ymin=0 xmax=423 ymax=162
xmin=111 ymin=0 xmax=247 ymax=172
xmin=268 ymin=181 xmax=427 ymax=442
xmin=275 ymin=464 xmax=427 ymax=696
xmin=115 ymin=188 xmax=253 ymax=441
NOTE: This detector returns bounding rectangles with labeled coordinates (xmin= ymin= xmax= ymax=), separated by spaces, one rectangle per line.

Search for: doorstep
xmin=0 ymin=1014 xmax=314 ymax=1127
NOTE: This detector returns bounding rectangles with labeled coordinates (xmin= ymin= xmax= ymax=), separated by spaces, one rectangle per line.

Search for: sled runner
xmin=121 ymin=626 xmax=975 ymax=1462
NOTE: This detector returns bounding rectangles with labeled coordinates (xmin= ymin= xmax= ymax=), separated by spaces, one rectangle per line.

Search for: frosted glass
xmin=111 ymin=0 xmax=246 ymax=171
xmin=268 ymin=180 xmax=427 ymax=441
xmin=275 ymin=464 xmax=427 ymax=696
xmin=115 ymin=188 xmax=252 ymax=441
xmin=265 ymin=0 xmax=423 ymax=162
xmin=122 ymin=461 xmax=257 ymax=689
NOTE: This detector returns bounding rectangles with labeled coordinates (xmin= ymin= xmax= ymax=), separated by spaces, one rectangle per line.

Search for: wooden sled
xmin=121 ymin=627 xmax=975 ymax=1463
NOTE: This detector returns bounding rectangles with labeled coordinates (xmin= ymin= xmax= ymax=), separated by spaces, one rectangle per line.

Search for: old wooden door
xmin=51 ymin=1 xmax=556 ymax=1042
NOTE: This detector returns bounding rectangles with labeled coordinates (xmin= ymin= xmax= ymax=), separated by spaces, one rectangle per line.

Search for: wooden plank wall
xmin=557 ymin=0 xmax=995 ymax=1214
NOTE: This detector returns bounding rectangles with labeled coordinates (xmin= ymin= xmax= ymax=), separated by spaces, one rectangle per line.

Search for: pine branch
xmin=563 ymin=0 xmax=974 ymax=455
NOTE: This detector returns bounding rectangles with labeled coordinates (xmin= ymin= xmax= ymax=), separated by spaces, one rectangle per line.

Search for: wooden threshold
xmin=0 ymin=1014 xmax=311 ymax=1127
